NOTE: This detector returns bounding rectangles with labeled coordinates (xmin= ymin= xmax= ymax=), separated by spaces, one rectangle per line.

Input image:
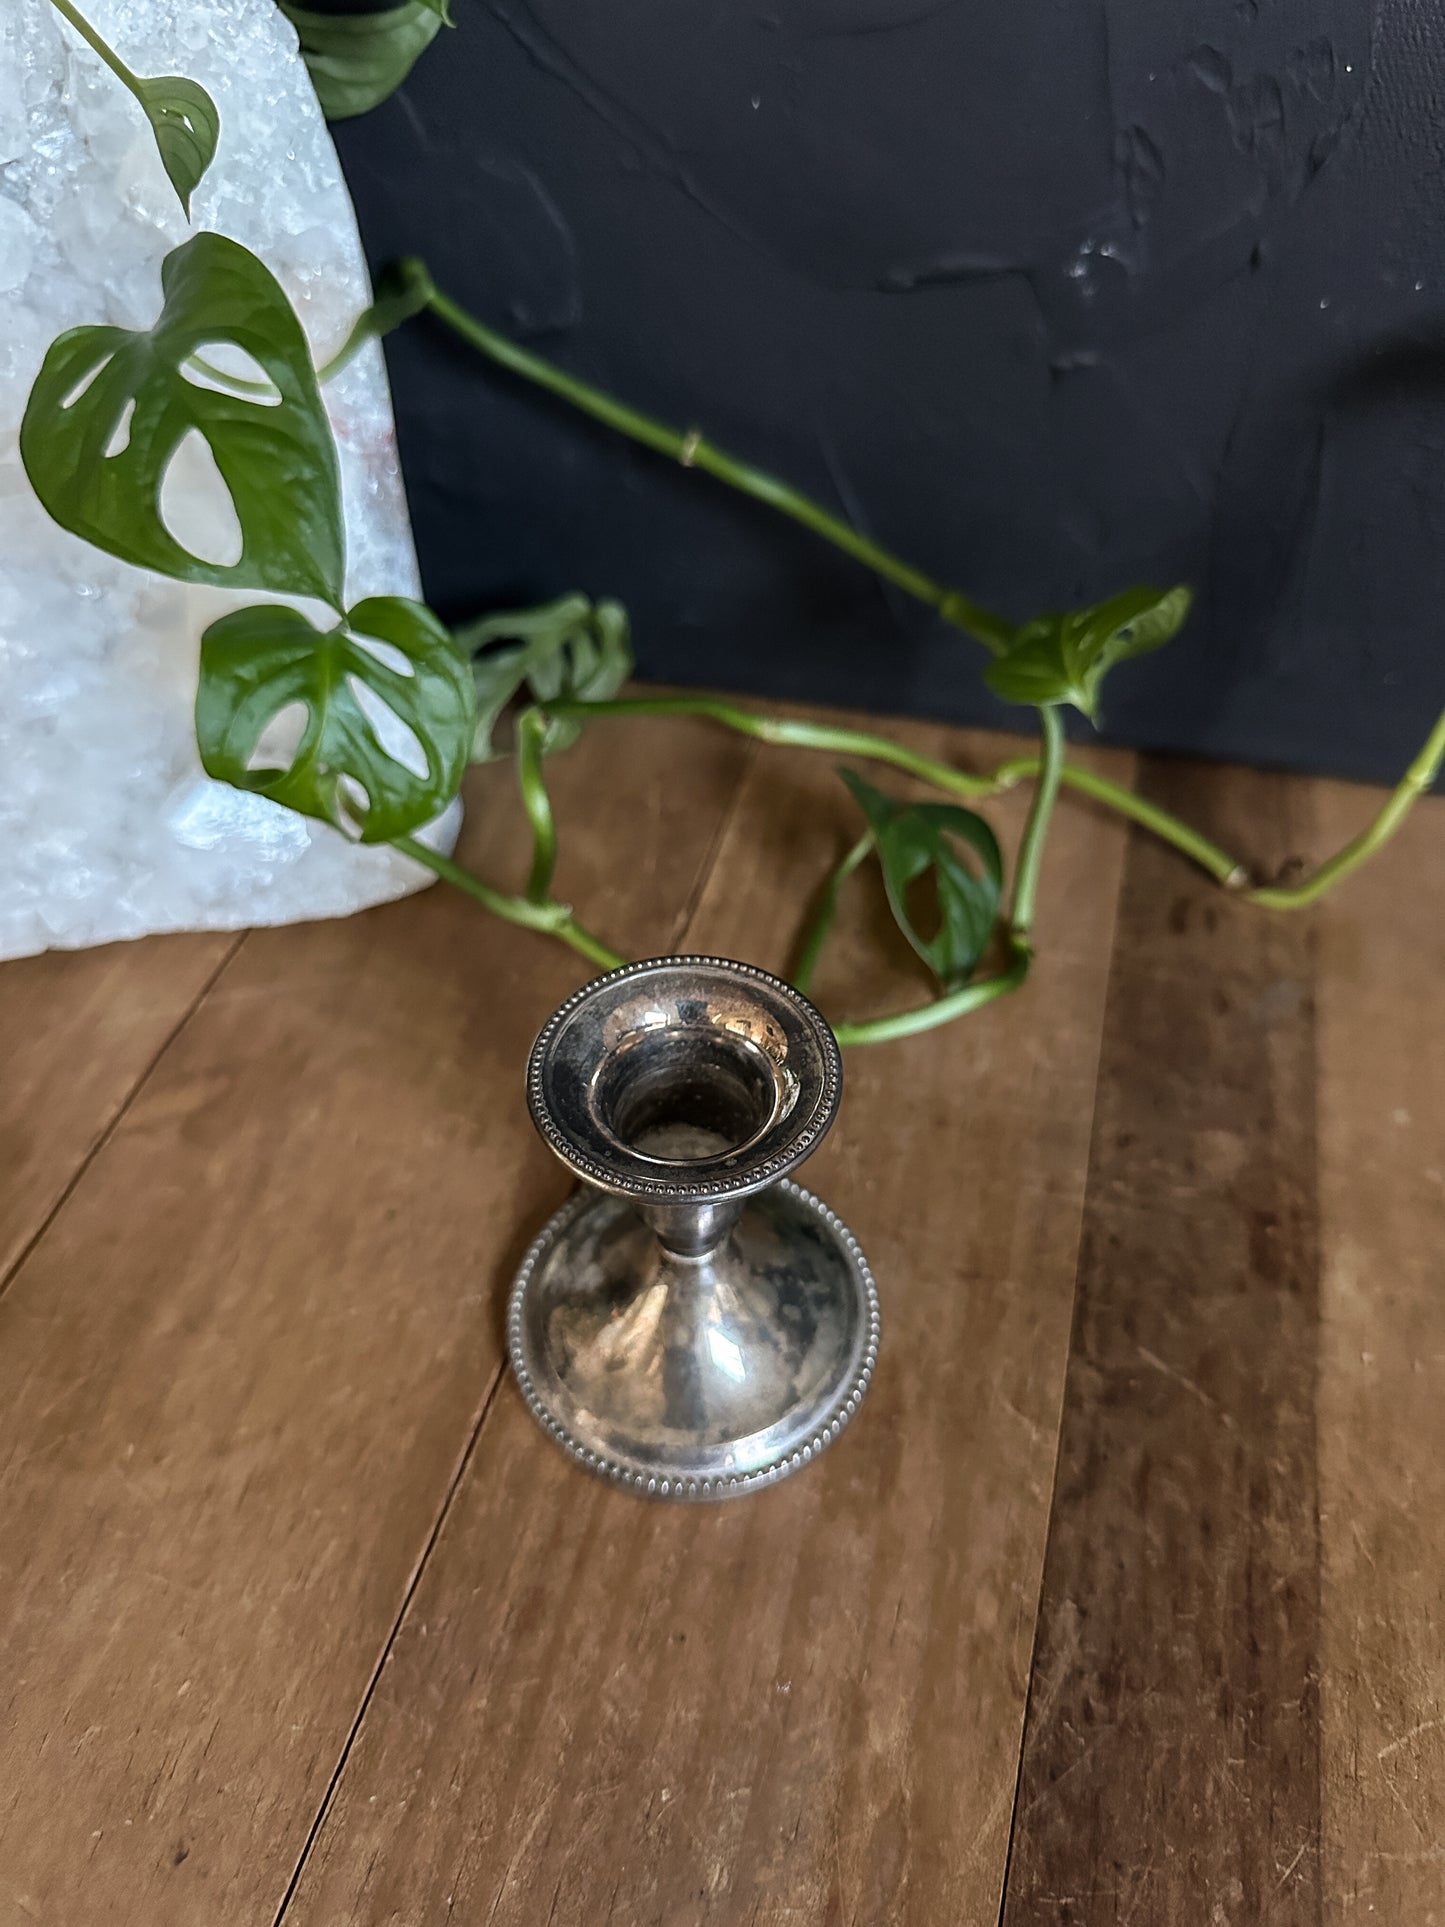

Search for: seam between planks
xmin=995 ymin=755 xmax=1327 ymax=1922
xmin=270 ymin=738 xmax=761 ymax=1920
xmin=271 ymin=1363 xmax=509 ymax=1927
xmin=991 ymin=1021 xmax=1117 ymax=1926
xmin=0 ymin=929 xmax=250 ymax=1313
xmin=1307 ymin=929 xmax=1327 ymax=1927
xmin=663 ymin=734 xmax=761 ymax=953
xmin=993 ymin=749 xmax=1138 ymax=1927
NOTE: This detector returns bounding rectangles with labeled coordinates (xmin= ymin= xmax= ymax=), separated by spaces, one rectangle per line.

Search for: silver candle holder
xmin=508 ymin=956 xmax=880 ymax=1500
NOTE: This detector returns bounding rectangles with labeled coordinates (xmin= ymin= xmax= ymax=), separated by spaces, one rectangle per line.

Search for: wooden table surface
xmin=2 ymin=702 xmax=1442 ymax=1926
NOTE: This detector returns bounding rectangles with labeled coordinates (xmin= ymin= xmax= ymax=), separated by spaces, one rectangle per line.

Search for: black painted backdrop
xmin=329 ymin=0 xmax=1445 ymax=783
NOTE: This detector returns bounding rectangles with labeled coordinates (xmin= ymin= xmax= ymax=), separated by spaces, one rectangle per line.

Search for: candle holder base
xmin=508 ymin=1178 xmax=879 ymax=1501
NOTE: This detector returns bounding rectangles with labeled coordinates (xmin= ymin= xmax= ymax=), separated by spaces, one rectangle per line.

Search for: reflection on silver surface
xmin=508 ymin=957 xmax=880 ymax=1501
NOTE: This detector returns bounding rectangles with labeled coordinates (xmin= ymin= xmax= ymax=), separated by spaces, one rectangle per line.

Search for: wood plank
xmin=1001 ymin=760 xmax=1325 ymax=1923
xmin=0 ymin=933 xmax=236 ymax=1287
xmin=1313 ymin=782 xmax=1445 ymax=1920
xmin=0 ymin=715 xmax=752 ymax=1925
xmin=282 ymin=721 xmax=1135 ymax=1927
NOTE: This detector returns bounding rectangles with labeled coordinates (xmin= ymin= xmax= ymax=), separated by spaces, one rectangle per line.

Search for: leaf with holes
xmin=457 ymin=594 xmax=634 ymax=761
xmin=132 ymin=74 xmax=218 ymax=217
xmin=21 ymin=231 xmax=344 ymax=605
xmin=840 ymin=769 xmax=1003 ymax=988
xmin=196 ymin=596 xmax=475 ymax=842
xmin=984 ymin=585 xmax=1192 ymax=722
xmin=525 ymin=598 xmax=632 ymax=751
xmin=280 ymin=1 xmax=445 ymax=120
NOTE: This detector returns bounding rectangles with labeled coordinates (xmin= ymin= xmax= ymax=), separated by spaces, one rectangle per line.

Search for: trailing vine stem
xmin=791 ymin=832 xmax=873 ymax=998
xmin=399 ymin=261 xmax=1015 ymax=658
xmin=390 ymin=699 xmax=1067 ymax=1046
xmin=990 ymin=753 xmax=1246 ymax=887
xmin=392 ymin=835 xmax=623 ymax=972
xmin=389 ymin=699 xmax=1066 ymax=1046
xmin=46 ymin=0 xmax=140 ymax=88
xmin=832 ymin=943 xmax=1030 ymax=1049
xmin=1244 ymin=697 xmax=1445 ymax=908
xmin=40 ymin=2 xmax=1442 ymax=1060
xmin=395 ymin=682 xmax=1445 ymax=1044
xmin=828 ymin=706 xmax=1066 ymax=1046
xmin=399 ymin=262 xmax=1445 ymax=910
xmin=381 ymin=285 xmax=1443 ymax=1039
xmin=1010 ymin=706 xmax=1065 ymax=938
xmin=514 ymin=708 xmax=558 ymax=904
xmin=539 ymin=694 xmax=995 ymax=797
xmin=542 ymin=694 xmax=1248 ymax=888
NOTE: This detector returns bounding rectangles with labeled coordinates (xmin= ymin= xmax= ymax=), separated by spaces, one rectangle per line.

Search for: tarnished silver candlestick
xmin=508 ymin=956 xmax=880 ymax=1500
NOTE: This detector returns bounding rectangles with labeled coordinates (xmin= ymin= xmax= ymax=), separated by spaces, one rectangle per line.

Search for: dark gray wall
xmin=332 ymin=0 xmax=1445 ymax=782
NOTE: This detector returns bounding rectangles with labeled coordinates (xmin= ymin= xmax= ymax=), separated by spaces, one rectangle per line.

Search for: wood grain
xmin=1312 ymin=780 xmax=1445 ymax=1921
xmin=1001 ymin=760 xmax=1325 ymax=1924
xmin=282 ymin=723 xmax=1135 ymax=1927
xmin=0 ymin=933 xmax=236 ymax=1288
xmin=0 ymin=716 xmax=751 ymax=1925
xmin=11 ymin=711 xmax=1439 ymax=1927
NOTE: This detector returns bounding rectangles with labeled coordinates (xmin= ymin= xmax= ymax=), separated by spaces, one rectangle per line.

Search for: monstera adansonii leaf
xmin=21 ymin=231 xmax=345 ymax=606
xmin=457 ymin=594 xmax=634 ymax=760
xmin=841 ymin=770 xmax=1004 ymax=988
xmin=984 ymin=585 xmax=1193 ymax=722
xmin=196 ymin=597 xmax=475 ymax=842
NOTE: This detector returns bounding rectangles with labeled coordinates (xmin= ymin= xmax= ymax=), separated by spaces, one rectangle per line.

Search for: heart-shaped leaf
xmin=279 ymin=1 xmax=445 ymax=121
xmin=133 ymin=74 xmax=219 ymax=217
xmin=44 ymin=3 xmax=219 ymax=216
xmin=457 ymin=594 xmax=633 ymax=761
xmin=840 ymin=769 xmax=1003 ymax=987
xmin=984 ymin=584 xmax=1192 ymax=721
xmin=21 ymin=232 xmax=345 ymax=606
xmin=196 ymin=595 xmax=475 ymax=842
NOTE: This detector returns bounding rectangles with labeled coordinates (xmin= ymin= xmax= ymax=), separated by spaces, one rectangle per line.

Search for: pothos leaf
xmin=984 ymin=584 xmax=1192 ymax=721
xmin=21 ymin=232 xmax=345 ymax=606
xmin=456 ymin=594 xmax=634 ymax=761
xmin=840 ymin=769 xmax=1003 ymax=988
xmin=279 ymin=1 xmax=445 ymax=121
xmin=132 ymin=74 xmax=219 ymax=217
xmin=413 ymin=0 xmax=455 ymax=21
xmin=196 ymin=596 xmax=475 ymax=843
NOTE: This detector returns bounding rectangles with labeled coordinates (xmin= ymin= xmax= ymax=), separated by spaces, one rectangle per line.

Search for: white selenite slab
xmin=0 ymin=0 xmax=458 ymax=960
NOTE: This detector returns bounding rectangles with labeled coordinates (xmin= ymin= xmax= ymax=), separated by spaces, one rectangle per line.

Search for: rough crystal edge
xmin=506 ymin=1178 xmax=881 ymax=1503
xmin=524 ymin=955 xmax=843 ymax=1203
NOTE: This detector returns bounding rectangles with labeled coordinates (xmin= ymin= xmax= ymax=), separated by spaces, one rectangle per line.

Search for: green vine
xmin=399 ymin=262 xmax=1014 ymax=660
xmin=393 ymin=836 xmax=624 ymax=971
xmin=515 ymin=708 xmax=559 ymax=905
xmin=537 ymin=693 xmax=1249 ymax=886
xmin=396 ymin=265 xmax=1445 ymax=919
xmin=1244 ymin=700 xmax=1445 ymax=908
xmin=826 ymin=708 xmax=1065 ymax=1046
xmin=792 ymin=833 xmax=873 ymax=999
xmin=21 ymin=0 xmax=1445 ymax=1053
